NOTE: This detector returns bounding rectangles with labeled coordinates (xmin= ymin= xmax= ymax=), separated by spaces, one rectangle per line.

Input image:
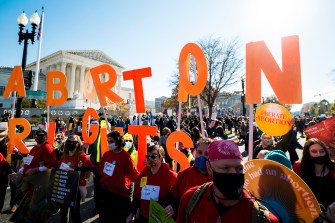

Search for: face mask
xmin=194 ymin=156 xmax=207 ymax=172
xmin=262 ymin=139 xmax=273 ymax=147
xmin=211 ymin=166 xmax=244 ymax=200
xmin=125 ymin=142 xmax=132 ymax=148
xmin=311 ymin=155 xmax=327 ymax=164
xmin=55 ymin=138 xmax=62 ymax=143
xmin=108 ymin=143 xmax=117 ymax=151
xmin=67 ymin=142 xmax=77 ymax=152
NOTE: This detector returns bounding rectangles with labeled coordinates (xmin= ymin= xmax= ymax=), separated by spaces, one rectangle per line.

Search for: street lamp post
xmin=241 ymin=77 xmax=246 ymax=116
xmin=15 ymin=11 xmax=40 ymax=118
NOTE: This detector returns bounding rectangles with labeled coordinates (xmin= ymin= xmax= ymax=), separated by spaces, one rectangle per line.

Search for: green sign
xmin=149 ymin=199 xmax=175 ymax=223
xmin=26 ymin=90 xmax=46 ymax=100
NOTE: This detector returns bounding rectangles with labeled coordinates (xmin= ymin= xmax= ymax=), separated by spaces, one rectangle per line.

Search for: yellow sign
xmin=140 ymin=176 xmax=147 ymax=187
xmin=244 ymin=159 xmax=320 ymax=223
xmin=255 ymin=103 xmax=292 ymax=136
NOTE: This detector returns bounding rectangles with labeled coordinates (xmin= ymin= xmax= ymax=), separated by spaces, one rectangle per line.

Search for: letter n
xmin=246 ymin=36 xmax=302 ymax=104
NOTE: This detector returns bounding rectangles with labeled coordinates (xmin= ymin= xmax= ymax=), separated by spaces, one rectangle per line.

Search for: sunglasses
xmin=124 ymin=140 xmax=132 ymax=142
xmin=145 ymin=154 xmax=159 ymax=160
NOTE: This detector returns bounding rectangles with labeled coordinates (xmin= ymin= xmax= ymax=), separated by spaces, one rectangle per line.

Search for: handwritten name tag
xmin=141 ymin=185 xmax=160 ymax=201
xmin=103 ymin=161 xmax=115 ymax=176
xmin=25 ymin=155 xmax=34 ymax=165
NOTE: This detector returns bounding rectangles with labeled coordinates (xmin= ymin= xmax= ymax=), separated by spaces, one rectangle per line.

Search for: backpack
xmin=184 ymin=183 xmax=270 ymax=223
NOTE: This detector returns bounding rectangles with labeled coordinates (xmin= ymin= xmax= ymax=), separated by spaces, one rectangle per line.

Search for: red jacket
xmin=23 ymin=142 xmax=56 ymax=175
xmin=134 ymin=162 xmax=177 ymax=219
xmin=176 ymin=183 xmax=279 ymax=223
xmin=97 ymin=150 xmax=139 ymax=197
xmin=170 ymin=166 xmax=212 ymax=200
xmin=58 ymin=151 xmax=94 ymax=186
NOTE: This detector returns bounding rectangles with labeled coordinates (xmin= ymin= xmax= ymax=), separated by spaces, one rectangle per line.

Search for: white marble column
xmin=79 ymin=66 xmax=85 ymax=99
xmin=69 ymin=63 xmax=76 ymax=99
xmin=60 ymin=62 xmax=67 ymax=98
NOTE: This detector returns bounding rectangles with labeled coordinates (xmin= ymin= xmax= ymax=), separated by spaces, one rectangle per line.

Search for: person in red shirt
xmin=96 ymin=130 xmax=140 ymax=223
xmin=127 ymin=144 xmax=177 ymax=223
xmin=14 ymin=129 xmax=57 ymax=222
xmin=170 ymin=138 xmax=212 ymax=214
xmin=58 ymin=134 xmax=94 ymax=223
xmin=176 ymin=140 xmax=279 ymax=223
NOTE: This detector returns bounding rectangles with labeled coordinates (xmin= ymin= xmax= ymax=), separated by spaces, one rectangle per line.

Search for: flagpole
xmin=33 ymin=6 xmax=44 ymax=91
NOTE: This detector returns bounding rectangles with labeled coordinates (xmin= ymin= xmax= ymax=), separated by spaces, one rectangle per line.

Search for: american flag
xmin=37 ymin=15 xmax=43 ymax=41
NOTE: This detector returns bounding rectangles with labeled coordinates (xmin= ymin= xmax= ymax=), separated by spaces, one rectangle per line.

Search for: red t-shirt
xmin=170 ymin=166 xmax=212 ymax=200
xmin=23 ymin=143 xmax=56 ymax=175
xmin=97 ymin=150 xmax=139 ymax=197
xmin=134 ymin=163 xmax=177 ymax=219
xmin=176 ymin=183 xmax=279 ymax=223
xmin=58 ymin=151 xmax=94 ymax=186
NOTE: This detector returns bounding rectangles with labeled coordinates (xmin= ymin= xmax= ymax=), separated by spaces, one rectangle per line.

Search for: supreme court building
xmin=0 ymin=50 xmax=136 ymax=116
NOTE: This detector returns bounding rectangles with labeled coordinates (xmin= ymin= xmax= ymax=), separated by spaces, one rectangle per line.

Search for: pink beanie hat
xmin=208 ymin=140 xmax=242 ymax=161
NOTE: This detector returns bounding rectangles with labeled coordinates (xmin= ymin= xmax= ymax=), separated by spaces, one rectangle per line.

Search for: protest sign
xmin=244 ymin=159 xmax=320 ymax=223
xmin=304 ymin=116 xmax=335 ymax=160
xmin=149 ymin=199 xmax=175 ymax=223
xmin=47 ymin=168 xmax=79 ymax=207
xmin=254 ymin=103 xmax=292 ymax=136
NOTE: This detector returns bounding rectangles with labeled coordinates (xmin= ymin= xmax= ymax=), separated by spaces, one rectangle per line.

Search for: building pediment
xmin=64 ymin=50 xmax=124 ymax=69
xmin=27 ymin=50 xmax=124 ymax=69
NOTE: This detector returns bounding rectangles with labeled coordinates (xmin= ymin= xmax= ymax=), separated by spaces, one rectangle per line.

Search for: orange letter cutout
xmin=123 ymin=67 xmax=152 ymax=113
xmin=128 ymin=125 xmax=157 ymax=171
xmin=82 ymin=108 xmax=99 ymax=144
xmin=47 ymin=122 xmax=56 ymax=145
xmin=178 ymin=43 xmax=208 ymax=102
xmin=3 ymin=66 xmax=26 ymax=98
xmin=246 ymin=35 xmax=302 ymax=104
xmin=83 ymin=70 xmax=96 ymax=100
xmin=7 ymin=118 xmax=30 ymax=154
xmin=46 ymin=71 xmax=68 ymax=106
xmin=166 ymin=131 xmax=192 ymax=172
xmin=90 ymin=64 xmax=123 ymax=106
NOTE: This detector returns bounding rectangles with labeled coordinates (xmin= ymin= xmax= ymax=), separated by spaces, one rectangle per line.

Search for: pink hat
xmin=208 ymin=140 xmax=242 ymax=161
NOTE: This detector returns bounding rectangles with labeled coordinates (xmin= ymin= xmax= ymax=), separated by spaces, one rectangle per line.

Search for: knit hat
xmin=264 ymin=150 xmax=292 ymax=170
xmin=208 ymin=140 xmax=242 ymax=161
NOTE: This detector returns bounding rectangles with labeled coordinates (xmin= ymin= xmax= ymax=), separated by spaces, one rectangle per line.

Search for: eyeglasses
xmin=124 ymin=140 xmax=132 ymax=142
xmin=145 ymin=154 xmax=159 ymax=160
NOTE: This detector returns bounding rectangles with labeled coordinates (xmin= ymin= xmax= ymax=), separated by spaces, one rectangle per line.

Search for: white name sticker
xmin=141 ymin=185 xmax=160 ymax=201
xmin=25 ymin=155 xmax=34 ymax=165
xmin=103 ymin=162 xmax=115 ymax=177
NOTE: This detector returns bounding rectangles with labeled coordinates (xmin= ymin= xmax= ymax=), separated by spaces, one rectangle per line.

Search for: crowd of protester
xmin=0 ymin=111 xmax=334 ymax=222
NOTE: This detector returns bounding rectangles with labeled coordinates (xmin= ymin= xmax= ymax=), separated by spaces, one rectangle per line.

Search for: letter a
xmin=3 ymin=66 xmax=26 ymax=98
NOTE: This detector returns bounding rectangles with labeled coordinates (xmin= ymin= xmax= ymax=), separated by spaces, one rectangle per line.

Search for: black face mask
xmin=211 ymin=166 xmax=244 ymax=200
xmin=311 ymin=156 xmax=327 ymax=164
xmin=55 ymin=138 xmax=62 ymax=143
xmin=67 ymin=142 xmax=77 ymax=152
